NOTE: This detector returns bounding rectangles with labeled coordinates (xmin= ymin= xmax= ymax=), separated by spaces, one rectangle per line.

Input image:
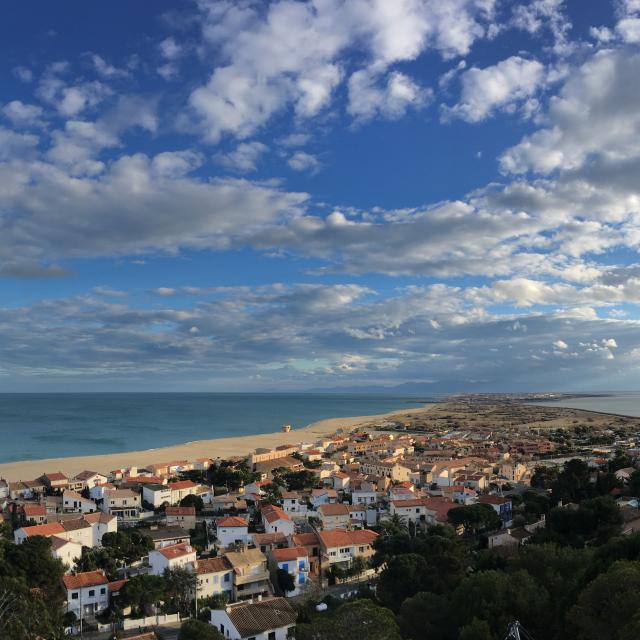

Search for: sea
xmin=533 ymin=391 xmax=640 ymax=418
xmin=0 ymin=392 xmax=432 ymax=464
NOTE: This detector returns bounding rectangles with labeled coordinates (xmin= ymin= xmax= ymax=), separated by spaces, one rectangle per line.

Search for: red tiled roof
xmin=166 ymin=506 xmax=196 ymax=516
xmin=156 ymin=543 xmax=195 ymax=560
xmin=318 ymin=528 xmax=378 ymax=549
xmin=261 ymin=504 xmax=291 ymax=523
xmin=168 ymin=480 xmax=198 ymax=490
xmin=291 ymin=532 xmax=319 ymax=547
xmin=218 ymin=516 xmax=248 ymax=527
xmin=272 ymin=546 xmax=308 ymax=562
xmin=478 ymin=495 xmax=511 ymax=505
xmin=22 ymin=504 xmax=47 ymax=516
xmin=317 ymin=503 xmax=349 ymax=517
xmin=108 ymin=579 xmax=127 ymax=592
xmin=63 ymin=571 xmax=108 ymax=590
xmin=44 ymin=472 xmax=68 ymax=482
xmin=196 ymin=557 xmax=232 ymax=574
xmin=21 ymin=522 xmax=65 ymax=537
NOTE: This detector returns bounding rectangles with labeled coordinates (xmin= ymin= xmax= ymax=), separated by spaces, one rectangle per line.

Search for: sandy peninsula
xmin=0 ymin=405 xmax=430 ymax=483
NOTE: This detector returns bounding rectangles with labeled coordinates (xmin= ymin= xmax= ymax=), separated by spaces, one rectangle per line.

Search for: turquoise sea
xmin=0 ymin=392 xmax=431 ymax=463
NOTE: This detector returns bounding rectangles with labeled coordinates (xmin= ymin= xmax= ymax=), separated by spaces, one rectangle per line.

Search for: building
xmin=168 ymin=480 xmax=200 ymax=505
xmin=63 ymin=570 xmax=110 ymax=619
xmin=149 ymin=542 xmax=197 ymax=576
xmin=317 ymin=528 xmax=377 ymax=570
xmin=317 ymin=503 xmax=351 ymax=530
xmin=14 ymin=512 xmax=116 ymax=548
xmin=225 ymin=548 xmax=271 ymax=601
xmin=261 ymin=505 xmax=295 ymax=536
xmin=51 ymin=535 xmax=83 ymax=571
xmin=63 ymin=490 xmax=98 ymax=514
xmin=165 ymin=506 xmax=197 ymax=530
xmin=142 ymin=484 xmax=172 ymax=508
xmin=390 ymin=499 xmax=430 ymax=524
xmin=280 ymin=492 xmax=308 ymax=517
xmin=20 ymin=503 xmax=48 ymax=525
xmin=195 ymin=556 xmax=234 ymax=600
xmin=217 ymin=516 xmax=250 ymax=548
xmin=146 ymin=526 xmax=191 ymax=549
xmin=40 ymin=472 xmax=69 ymax=492
xmin=270 ymin=547 xmax=310 ymax=597
xmin=101 ymin=488 xmax=141 ymax=520
xmin=70 ymin=471 xmax=108 ymax=491
xmin=210 ymin=597 xmax=297 ymax=640
xmin=478 ymin=495 xmax=513 ymax=525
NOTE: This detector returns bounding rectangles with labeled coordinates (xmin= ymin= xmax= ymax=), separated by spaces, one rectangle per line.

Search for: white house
xmin=63 ymin=490 xmax=98 ymax=513
xmin=101 ymin=489 xmax=141 ymax=520
xmin=270 ymin=547 xmax=310 ymax=597
xmin=71 ymin=471 xmax=108 ymax=491
xmin=310 ymin=488 xmax=337 ymax=508
xmin=317 ymin=528 xmax=378 ymax=569
xmin=210 ymin=597 xmax=297 ymax=640
xmin=280 ymin=492 xmax=308 ymax=517
xmin=51 ymin=536 xmax=83 ymax=571
xmin=317 ymin=503 xmax=351 ymax=530
xmin=168 ymin=480 xmax=200 ymax=505
xmin=195 ymin=556 xmax=234 ymax=600
xmin=14 ymin=512 xmax=116 ymax=548
xmin=165 ymin=506 xmax=197 ymax=530
xmin=216 ymin=516 xmax=250 ymax=548
xmin=63 ymin=570 xmax=110 ymax=619
xmin=142 ymin=484 xmax=172 ymax=508
xmin=390 ymin=498 xmax=429 ymax=524
xmin=351 ymin=488 xmax=377 ymax=505
xmin=261 ymin=505 xmax=295 ymax=536
xmin=149 ymin=542 xmax=197 ymax=576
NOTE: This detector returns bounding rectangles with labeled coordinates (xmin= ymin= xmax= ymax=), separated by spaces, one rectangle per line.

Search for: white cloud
xmin=12 ymin=66 xmax=33 ymax=83
xmin=553 ymin=339 xmax=568 ymax=349
xmin=90 ymin=54 xmax=130 ymax=79
xmin=2 ymin=101 xmax=44 ymax=128
xmin=348 ymin=68 xmax=430 ymax=122
xmin=188 ymin=0 xmax=496 ymax=141
xmin=287 ymin=151 xmax=321 ymax=173
xmin=215 ymin=141 xmax=269 ymax=172
xmin=444 ymin=56 xmax=546 ymax=122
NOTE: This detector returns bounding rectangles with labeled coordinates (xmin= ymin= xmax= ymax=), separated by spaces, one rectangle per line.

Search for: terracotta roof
xmin=317 ymin=503 xmax=350 ymax=517
xmin=21 ymin=522 xmax=65 ymax=537
xmin=272 ymin=546 xmax=308 ymax=562
xmin=261 ymin=504 xmax=291 ymax=523
xmin=63 ymin=571 xmax=108 ymax=590
xmin=226 ymin=548 xmax=267 ymax=568
xmin=108 ymin=579 xmax=127 ymax=592
xmin=291 ymin=532 xmax=319 ymax=547
xmin=251 ymin=532 xmax=287 ymax=545
xmin=22 ymin=504 xmax=47 ymax=516
xmin=73 ymin=470 xmax=102 ymax=481
xmin=196 ymin=557 xmax=233 ymax=575
xmin=50 ymin=535 xmax=78 ymax=550
xmin=422 ymin=497 xmax=457 ymax=522
xmin=318 ymin=528 xmax=378 ymax=549
xmin=63 ymin=490 xmax=84 ymax=501
xmin=169 ymin=480 xmax=198 ymax=491
xmin=83 ymin=512 xmax=115 ymax=525
xmin=43 ymin=472 xmax=68 ymax=482
xmin=62 ymin=518 xmax=91 ymax=532
xmin=226 ymin=597 xmax=297 ymax=637
xmin=478 ymin=495 xmax=511 ymax=505
xmin=124 ymin=475 xmax=165 ymax=485
xmin=391 ymin=498 xmax=428 ymax=508
xmin=218 ymin=516 xmax=248 ymax=527
xmin=165 ymin=506 xmax=196 ymax=516
xmin=156 ymin=543 xmax=195 ymax=560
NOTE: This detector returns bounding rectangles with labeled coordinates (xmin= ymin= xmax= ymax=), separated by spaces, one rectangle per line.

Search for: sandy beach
xmin=0 ymin=405 xmax=430 ymax=483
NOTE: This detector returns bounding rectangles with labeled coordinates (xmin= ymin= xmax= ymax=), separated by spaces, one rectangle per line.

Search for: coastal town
xmin=2 ymin=396 xmax=640 ymax=640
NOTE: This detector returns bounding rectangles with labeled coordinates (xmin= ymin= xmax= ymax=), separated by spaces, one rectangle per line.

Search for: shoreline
xmin=0 ymin=404 xmax=431 ymax=483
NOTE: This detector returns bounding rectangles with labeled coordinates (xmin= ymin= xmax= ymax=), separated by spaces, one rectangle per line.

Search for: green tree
xmin=164 ymin=566 xmax=198 ymax=615
xmin=568 ymin=560 xmax=640 ymax=640
xmin=377 ymin=554 xmax=431 ymax=610
xmin=180 ymin=494 xmax=204 ymax=512
xmin=628 ymin=469 xmax=640 ymax=497
xmin=397 ymin=591 xmax=452 ymax=640
xmin=121 ymin=574 xmax=165 ymax=615
xmin=448 ymin=504 xmax=501 ymax=536
xmin=459 ymin=618 xmax=493 ymax=640
xmin=102 ymin=529 xmax=154 ymax=564
xmin=296 ymin=600 xmax=401 ymax=640
xmin=179 ymin=618 xmax=224 ymax=640
xmin=277 ymin=568 xmax=296 ymax=594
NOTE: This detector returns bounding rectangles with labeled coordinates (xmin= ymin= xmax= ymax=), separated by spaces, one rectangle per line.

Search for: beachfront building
xmin=168 ymin=480 xmax=200 ymax=505
xmin=63 ymin=570 xmax=110 ymax=619
xmin=210 ymin=597 xmax=297 ymax=640
xmin=69 ymin=471 xmax=108 ymax=491
xmin=149 ymin=542 xmax=197 ymax=576
xmin=101 ymin=488 xmax=141 ymax=521
xmin=216 ymin=516 xmax=250 ymax=548
xmin=142 ymin=483 xmax=172 ymax=508
xmin=63 ymin=490 xmax=98 ymax=514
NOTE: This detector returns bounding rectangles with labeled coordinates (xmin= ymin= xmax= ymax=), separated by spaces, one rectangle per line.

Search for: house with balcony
xmin=63 ymin=570 xmax=109 ymax=620
xmin=149 ymin=542 xmax=197 ymax=576
xmin=226 ymin=548 xmax=271 ymax=601
xmin=217 ymin=516 xmax=250 ymax=548
xmin=317 ymin=528 xmax=377 ymax=572
xmin=269 ymin=546 xmax=310 ymax=597
xmin=195 ymin=556 xmax=234 ymax=600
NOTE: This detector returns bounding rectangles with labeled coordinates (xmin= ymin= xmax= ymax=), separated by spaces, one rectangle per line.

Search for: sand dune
xmin=0 ymin=405 xmax=428 ymax=482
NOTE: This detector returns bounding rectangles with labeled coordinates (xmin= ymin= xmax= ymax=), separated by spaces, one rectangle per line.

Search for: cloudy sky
xmin=2 ymin=0 xmax=640 ymax=392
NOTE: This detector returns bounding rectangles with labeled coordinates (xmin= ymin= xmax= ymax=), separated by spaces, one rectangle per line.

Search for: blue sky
xmin=2 ymin=0 xmax=640 ymax=392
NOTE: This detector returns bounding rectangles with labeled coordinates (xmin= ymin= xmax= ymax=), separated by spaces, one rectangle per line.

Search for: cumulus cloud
xmin=444 ymin=56 xmax=546 ymax=122
xmin=215 ymin=141 xmax=269 ymax=172
xmin=188 ymin=0 xmax=496 ymax=141
xmin=287 ymin=151 xmax=321 ymax=173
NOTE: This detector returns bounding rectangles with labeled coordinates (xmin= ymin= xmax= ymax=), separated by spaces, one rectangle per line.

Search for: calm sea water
xmin=534 ymin=392 xmax=640 ymax=417
xmin=0 ymin=393 xmax=430 ymax=463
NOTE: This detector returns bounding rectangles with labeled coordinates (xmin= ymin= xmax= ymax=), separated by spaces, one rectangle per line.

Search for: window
xmin=268 ymin=633 xmax=276 ymax=640
xmin=282 ymin=563 xmax=289 ymax=571
xmin=71 ymin=592 xmax=79 ymax=600
xmin=88 ymin=590 xmax=95 ymax=597
xmin=100 ymin=588 xmax=106 ymax=595
xmin=224 ymin=573 xmax=230 ymax=582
